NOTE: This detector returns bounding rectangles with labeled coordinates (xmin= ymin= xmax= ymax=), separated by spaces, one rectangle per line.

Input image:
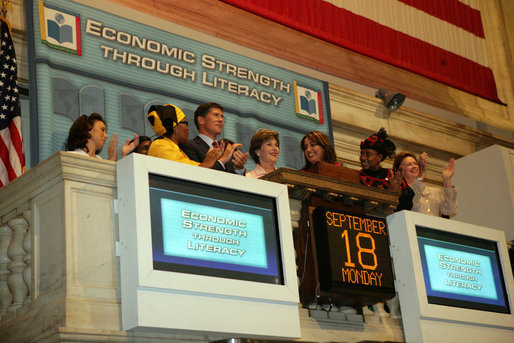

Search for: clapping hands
xmin=108 ymin=133 xmax=140 ymax=161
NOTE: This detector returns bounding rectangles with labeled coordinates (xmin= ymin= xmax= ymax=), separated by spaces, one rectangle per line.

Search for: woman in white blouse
xmin=66 ymin=113 xmax=138 ymax=160
xmin=246 ymin=129 xmax=280 ymax=179
xmin=393 ymin=151 xmax=457 ymax=217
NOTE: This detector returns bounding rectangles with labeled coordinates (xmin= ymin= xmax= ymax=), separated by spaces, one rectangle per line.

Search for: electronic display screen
xmin=149 ymin=173 xmax=284 ymax=284
xmin=416 ymin=225 xmax=510 ymax=313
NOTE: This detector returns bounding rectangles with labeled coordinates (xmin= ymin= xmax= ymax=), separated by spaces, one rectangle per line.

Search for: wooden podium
xmin=262 ymin=162 xmax=398 ymax=307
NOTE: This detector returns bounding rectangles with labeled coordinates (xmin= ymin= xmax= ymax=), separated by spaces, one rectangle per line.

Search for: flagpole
xmin=1 ymin=1 xmax=11 ymax=19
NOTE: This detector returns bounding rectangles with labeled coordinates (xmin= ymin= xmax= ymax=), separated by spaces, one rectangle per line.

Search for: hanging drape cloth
xmin=221 ymin=0 xmax=500 ymax=103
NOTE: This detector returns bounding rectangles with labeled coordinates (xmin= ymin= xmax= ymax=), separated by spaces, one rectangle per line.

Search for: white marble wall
xmin=0 ymin=152 xmax=120 ymax=341
xmin=0 ymin=152 xmax=406 ymax=342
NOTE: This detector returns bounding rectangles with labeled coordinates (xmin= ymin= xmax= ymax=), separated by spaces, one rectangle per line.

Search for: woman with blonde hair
xmin=393 ymin=151 xmax=457 ymax=217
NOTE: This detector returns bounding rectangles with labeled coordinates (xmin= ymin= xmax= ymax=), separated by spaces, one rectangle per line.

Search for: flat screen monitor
xmin=417 ymin=225 xmax=510 ymax=314
xmin=387 ymin=211 xmax=514 ymax=342
xmin=149 ymin=173 xmax=283 ymax=285
xmin=117 ymin=154 xmax=300 ymax=337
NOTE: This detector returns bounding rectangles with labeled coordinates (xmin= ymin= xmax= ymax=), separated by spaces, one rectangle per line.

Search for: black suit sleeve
xmin=180 ymin=141 xmax=202 ymax=163
xmin=224 ymin=160 xmax=236 ymax=173
xmin=214 ymin=161 xmax=227 ymax=171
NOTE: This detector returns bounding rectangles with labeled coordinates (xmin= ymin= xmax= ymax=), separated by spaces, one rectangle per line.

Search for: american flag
xmin=0 ymin=17 xmax=25 ymax=188
xmin=220 ymin=0 xmax=499 ymax=102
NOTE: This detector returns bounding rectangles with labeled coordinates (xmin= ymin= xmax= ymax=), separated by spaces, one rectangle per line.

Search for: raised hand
xmin=232 ymin=150 xmax=248 ymax=169
xmin=121 ymin=134 xmax=139 ymax=158
xmin=442 ymin=157 xmax=455 ymax=187
xmin=108 ymin=134 xmax=119 ymax=161
xmin=218 ymin=139 xmax=226 ymax=155
xmin=418 ymin=152 xmax=429 ymax=180
xmin=219 ymin=142 xmax=242 ymax=165
xmin=389 ymin=169 xmax=403 ymax=192
xmin=200 ymin=146 xmax=220 ymax=168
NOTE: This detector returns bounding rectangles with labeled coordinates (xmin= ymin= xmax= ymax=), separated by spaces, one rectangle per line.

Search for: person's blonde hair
xmin=393 ymin=151 xmax=417 ymax=172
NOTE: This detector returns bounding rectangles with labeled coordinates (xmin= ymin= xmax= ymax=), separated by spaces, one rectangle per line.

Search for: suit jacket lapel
xmin=194 ymin=136 xmax=210 ymax=157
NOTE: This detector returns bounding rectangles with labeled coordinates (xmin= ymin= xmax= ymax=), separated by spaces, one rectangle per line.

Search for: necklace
xmin=359 ymin=169 xmax=392 ymax=189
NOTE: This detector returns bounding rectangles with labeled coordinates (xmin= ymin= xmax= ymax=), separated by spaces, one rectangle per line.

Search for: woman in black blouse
xmin=359 ymin=128 xmax=399 ymax=191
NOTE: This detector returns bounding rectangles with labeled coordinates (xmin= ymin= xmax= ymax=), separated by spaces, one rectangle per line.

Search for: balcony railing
xmin=0 ymin=152 xmax=404 ymax=342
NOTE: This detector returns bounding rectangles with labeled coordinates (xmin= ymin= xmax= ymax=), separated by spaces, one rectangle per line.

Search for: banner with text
xmin=31 ymin=0 xmax=332 ymax=169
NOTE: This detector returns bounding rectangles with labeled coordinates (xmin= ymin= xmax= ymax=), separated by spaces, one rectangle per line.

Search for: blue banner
xmin=32 ymin=0 xmax=332 ymax=169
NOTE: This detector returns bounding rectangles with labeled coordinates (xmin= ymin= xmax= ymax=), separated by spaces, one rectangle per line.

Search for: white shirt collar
xmin=198 ymin=133 xmax=215 ymax=147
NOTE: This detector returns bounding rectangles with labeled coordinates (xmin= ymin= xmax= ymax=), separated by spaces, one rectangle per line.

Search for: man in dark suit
xmin=180 ymin=102 xmax=248 ymax=173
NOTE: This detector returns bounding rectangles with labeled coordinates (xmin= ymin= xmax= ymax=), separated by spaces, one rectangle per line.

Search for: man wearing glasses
xmin=180 ymin=102 xmax=248 ymax=174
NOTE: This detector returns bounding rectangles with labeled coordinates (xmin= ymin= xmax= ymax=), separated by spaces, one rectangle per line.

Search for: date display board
xmin=312 ymin=207 xmax=395 ymax=306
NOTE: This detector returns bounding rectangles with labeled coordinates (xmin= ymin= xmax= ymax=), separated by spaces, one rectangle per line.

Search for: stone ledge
xmin=0 ymin=152 xmax=116 ymax=219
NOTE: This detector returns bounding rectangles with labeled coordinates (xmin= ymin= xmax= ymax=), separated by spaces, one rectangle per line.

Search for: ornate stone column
xmin=7 ymin=217 xmax=28 ymax=312
xmin=22 ymin=210 xmax=32 ymax=306
xmin=0 ymin=224 xmax=13 ymax=317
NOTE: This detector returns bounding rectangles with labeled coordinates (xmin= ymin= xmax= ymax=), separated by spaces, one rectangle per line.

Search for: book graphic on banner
xmin=39 ymin=1 xmax=81 ymax=55
xmin=47 ymin=15 xmax=73 ymax=44
xmin=294 ymin=81 xmax=323 ymax=123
